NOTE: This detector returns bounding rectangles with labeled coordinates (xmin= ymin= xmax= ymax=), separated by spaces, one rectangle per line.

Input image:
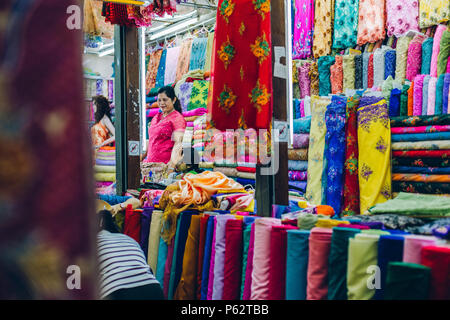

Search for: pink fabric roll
xmin=250 ymin=218 xmax=282 ymax=300
xmin=427 ymin=77 xmax=437 ymax=115
xmin=430 ymin=25 xmax=447 ymax=78
xmin=182 ymin=108 xmax=207 ymax=118
xmin=306 ymin=227 xmax=333 ymax=300
xmin=406 ymin=34 xmax=428 ymax=82
xmin=300 ymin=100 xmax=305 ymax=118
xmin=207 ymin=218 xmax=217 ymax=300
xmin=147 ymin=108 xmax=160 ymax=118
xmin=447 ymin=57 xmax=450 ymax=73
xmin=186 ymin=121 xmax=194 ymax=127
xmin=403 ymin=235 xmax=437 ymax=264
xmin=222 ymin=219 xmax=244 ymax=300
xmin=413 ymin=74 xmax=426 ymax=115
xmin=268 ymin=225 xmax=298 ymax=300
xmin=242 ymin=223 xmax=256 ymax=300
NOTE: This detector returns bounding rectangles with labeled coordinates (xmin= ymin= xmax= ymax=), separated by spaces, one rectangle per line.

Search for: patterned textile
xmin=209 ymin=0 xmax=273 ymax=130
xmin=309 ymin=61 xmax=319 ymax=96
xmin=330 ymin=56 xmax=343 ymax=94
xmin=393 ymin=149 xmax=450 ymax=158
xmin=384 ymin=49 xmax=396 ymax=80
xmin=164 ymin=46 xmax=181 ymax=86
xmin=175 ymin=40 xmax=193 ymax=83
xmin=189 ymin=37 xmax=208 ymax=71
xmin=342 ymin=55 xmax=355 ymax=91
xmin=436 ymin=74 xmax=446 ymax=114
xmin=348 ymin=215 xmax=427 ymax=230
xmin=332 ymin=0 xmax=359 ymax=49
xmin=427 ymin=77 xmax=437 ymax=115
xmin=392 ymin=173 xmax=450 ymax=183
xmin=127 ymin=4 xmax=153 ymax=27
xmin=103 ymin=3 xmax=136 ymax=27
xmin=406 ymin=34 xmax=428 ymax=82
xmin=292 ymin=0 xmax=314 ymax=59
xmin=437 ymin=32 xmax=450 ymax=77
xmin=155 ymin=49 xmax=167 ymax=89
xmin=145 ymin=49 xmax=163 ymax=93
xmin=312 ymin=0 xmax=333 ymax=58
xmin=318 ymin=56 xmax=335 ymax=96
xmin=390 ymin=114 xmax=450 ymax=127
xmin=178 ymin=82 xmax=194 ymax=113
xmin=391 ymin=132 xmax=450 ymax=142
xmin=298 ymin=62 xmax=312 ymax=98
xmin=288 ymin=171 xmax=308 ymax=181
xmin=187 ymin=80 xmax=209 ymax=111
xmin=288 ymin=148 xmax=308 ymax=161
xmin=393 ymin=166 xmax=450 ymax=174
xmin=367 ymin=53 xmax=374 ymax=88
xmin=292 ymin=133 xmax=310 ymax=148
xmin=392 ymin=140 xmax=450 ymax=150
xmin=305 ymin=96 xmax=331 ymax=205
xmin=400 ymin=83 xmax=410 ymax=116
xmin=431 ymin=25 xmax=447 ymax=77
xmin=204 ymin=32 xmax=215 ymax=72
xmin=84 ymin=0 xmax=114 ymax=38
xmin=91 ymin=122 xmax=111 ymax=148
xmin=324 ymin=96 xmax=347 ymax=216
xmin=419 ymin=0 xmax=450 ymax=28
xmin=356 ymin=0 xmax=386 ymax=46
xmin=395 ymin=36 xmax=414 ymax=84
xmin=385 ymin=0 xmax=420 ymax=37
xmin=393 ymin=181 xmax=450 ymax=194
xmin=357 ymin=98 xmax=391 ymax=214
xmin=354 ymin=54 xmax=363 ymax=89
xmin=421 ymin=38 xmax=434 ymax=75
xmin=392 ymin=157 xmax=450 ymax=168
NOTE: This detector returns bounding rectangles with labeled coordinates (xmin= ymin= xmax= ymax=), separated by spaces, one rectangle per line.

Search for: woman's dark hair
xmin=93 ymin=95 xmax=112 ymax=124
xmin=158 ymin=86 xmax=182 ymax=114
xmin=98 ymin=210 xmax=120 ymax=233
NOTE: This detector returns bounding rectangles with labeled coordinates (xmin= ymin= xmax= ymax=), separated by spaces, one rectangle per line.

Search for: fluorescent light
xmin=149 ymin=17 xmax=199 ymax=40
xmin=99 ymin=48 xmax=114 ymax=57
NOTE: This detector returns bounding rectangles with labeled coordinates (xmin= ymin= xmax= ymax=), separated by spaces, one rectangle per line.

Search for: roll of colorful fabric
xmin=427 ymin=77 xmax=437 ymax=115
xmin=343 ymin=55 xmax=356 ymax=90
xmin=354 ymin=54 xmax=363 ymax=89
xmin=363 ymin=52 xmax=370 ymax=89
xmin=306 ymin=227 xmax=333 ymax=300
xmin=392 ymin=156 xmax=449 ymax=167
xmin=443 ymin=74 xmax=450 ymax=113
xmin=396 ymin=36 xmax=414 ymax=84
xmin=309 ymin=61 xmax=319 ymax=96
xmin=288 ymin=160 xmax=308 ymax=171
xmin=421 ymin=37 xmax=434 ymax=75
xmin=403 ymin=235 xmax=437 ymax=264
xmin=406 ymin=34 xmax=428 ymax=82
xmin=148 ymin=211 xmax=163 ymax=275
xmin=384 ymin=262 xmax=431 ymax=300
xmin=413 ymin=74 xmax=426 ymax=115
xmin=392 ymin=140 xmax=450 ymax=150
xmin=288 ymin=148 xmax=308 ymax=161
xmin=393 ymin=166 xmax=450 ymax=174
xmin=422 ymin=75 xmax=431 ymax=115
xmin=330 ymin=56 xmax=343 ymax=94
xmin=435 ymin=73 xmax=446 ymax=114
xmin=286 ymin=230 xmax=310 ymax=300
xmin=367 ymin=53 xmax=374 ymax=88
xmin=393 ymin=181 xmax=450 ymax=194
xmin=298 ymin=62 xmax=312 ymax=98
xmin=288 ymin=170 xmax=307 ymax=181
xmin=390 ymin=114 xmax=450 ymax=127
xmin=292 ymin=133 xmax=309 ymax=148
xmin=437 ymin=31 xmax=450 ymax=77
xmin=221 ymin=218 xmax=243 ymax=300
xmin=391 ymin=131 xmax=450 ymax=142
xmin=318 ymin=56 xmax=335 ymax=96
xmin=391 ymin=124 xmax=450 ymax=134
xmin=293 ymin=116 xmax=311 ymax=133
xmin=373 ymin=47 xmax=389 ymax=88
xmin=420 ymin=245 xmax=450 ymax=300
xmin=431 ymin=25 xmax=448 ymax=77
xmin=384 ymin=49 xmax=396 ymax=80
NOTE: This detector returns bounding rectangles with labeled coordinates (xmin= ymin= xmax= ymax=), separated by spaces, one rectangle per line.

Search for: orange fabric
xmin=316 ymin=205 xmax=335 ymax=217
xmin=91 ymin=122 xmax=110 ymax=147
xmin=392 ymin=173 xmax=450 ymax=183
xmin=173 ymin=214 xmax=201 ymax=300
xmin=407 ymin=82 xmax=414 ymax=116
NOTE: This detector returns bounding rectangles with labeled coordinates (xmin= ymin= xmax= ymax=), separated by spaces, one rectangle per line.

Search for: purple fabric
xmin=207 ymin=218 xmax=217 ymax=300
xmin=444 ymin=74 xmax=450 ymax=114
xmin=298 ymin=62 xmax=312 ymax=98
xmin=163 ymin=239 xmax=175 ymax=298
xmin=139 ymin=206 xmax=153 ymax=260
xmin=96 ymin=159 xmax=116 ymax=166
xmin=357 ymin=221 xmax=384 ymax=229
xmin=300 ymin=100 xmax=306 ymax=118
xmin=413 ymin=74 xmax=426 ymax=115
xmin=242 ymin=223 xmax=256 ymax=300
xmin=96 ymin=79 xmax=103 ymax=95
xmin=293 ymin=133 xmax=310 ymax=148
xmin=212 ymin=215 xmax=234 ymax=300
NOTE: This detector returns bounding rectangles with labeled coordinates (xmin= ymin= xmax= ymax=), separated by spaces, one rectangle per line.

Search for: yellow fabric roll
xmin=315 ymin=218 xmax=350 ymax=228
xmin=147 ymin=210 xmax=163 ymax=273
xmin=357 ymin=99 xmax=392 ymax=214
xmin=305 ymin=96 xmax=331 ymax=205
xmin=347 ymin=234 xmax=380 ymax=300
xmin=95 ymin=172 xmax=116 ymax=182
xmin=94 ymin=165 xmax=116 ymax=173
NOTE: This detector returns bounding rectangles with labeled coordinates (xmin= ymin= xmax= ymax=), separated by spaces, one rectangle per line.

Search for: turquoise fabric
xmin=167 ymin=216 xmax=182 ymax=299
xmin=435 ymin=74 xmax=446 ymax=115
xmin=332 ymin=0 xmax=359 ymax=49
xmin=286 ymin=230 xmax=310 ymax=300
xmin=293 ymin=116 xmax=311 ymax=133
xmin=240 ymin=224 xmax=252 ymax=299
xmin=189 ymin=37 xmax=208 ymax=71
xmin=155 ymin=49 xmax=167 ymax=88
xmin=318 ymin=56 xmax=336 ymax=96
xmin=155 ymin=237 xmax=168 ymax=288
xmin=421 ymin=38 xmax=433 ymax=75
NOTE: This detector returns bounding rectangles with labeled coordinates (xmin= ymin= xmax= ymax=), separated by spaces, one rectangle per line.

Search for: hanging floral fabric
xmin=385 ymin=0 xmax=419 ymax=38
xmin=330 ymin=56 xmax=343 ymax=94
xmin=150 ymin=0 xmax=177 ymax=17
xmin=155 ymin=49 xmax=167 ymax=89
xmin=357 ymin=97 xmax=392 ymax=214
xmin=293 ymin=0 xmax=314 ymax=59
xmin=419 ymin=0 xmax=450 ymax=28
xmin=332 ymin=0 xmax=359 ymax=49
xmin=146 ymin=49 xmax=163 ymax=94
xmin=164 ymin=46 xmax=181 ymax=85
xmin=312 ymin=0 xmax=333 ymax=58
xmin=127 ymin=4 xmax=153 ymax=27
xmin=188 ymin=80 xmax=210 ymax=110
xmin=189 ymin=37 xmax=209 ymax=71
xmin=103 ymin=3 xmax=136 ymax=27
xmin=209 ymin=0 xmax=273 ymax=131
xmin=356 ymin=0 xmax=386 ymax=46
xmin=175 ymin=40 xmax=193 ymax=83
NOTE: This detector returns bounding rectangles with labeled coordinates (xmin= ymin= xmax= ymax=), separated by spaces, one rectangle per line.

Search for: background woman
xmin=91 ymin=95 xmax=115 ymax=149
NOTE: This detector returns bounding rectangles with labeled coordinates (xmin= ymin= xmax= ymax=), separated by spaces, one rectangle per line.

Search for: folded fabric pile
xmin=290 ymin=115 xmax=310 ymax=194
xmin=95 ymin=146 xmax=116 ymax=189
xmin=391 ymin=114 xmax=450 ymax=195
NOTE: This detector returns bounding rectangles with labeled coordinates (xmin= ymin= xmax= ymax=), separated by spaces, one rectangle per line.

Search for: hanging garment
xmin=324 ymin=96 xmax=347 ymax=216
xmin=342 ymin=55 xmax=356 ymax=91
xmin=189 ymin=37 xmax=208 ymax=71
xmin=209 ymin=0 xmax=272 ymax=130
xmin=155 ymin=49 xmax=167 ymax=88
xmin=305 ymin=96 xmax=331 ymax=205
xmin=356 ymin=0 xmax=386 ymax=46
xmin=312 ymin=0 xmax=333 ymax=57
xmin=419 ymin=0 xmax=450 ymax=28
xmin=175 ymin=40 xmax=193 ymax=83
xmin=357 ymin=97 xmax=392 ymax=214
xmin=204 ymin=31 xmax=215 ymax=72
xmin=292 ymin=0 xmax=314 ymax=59
xmin=164 ymin=46 xmax=181 ymax=86
xmin=385 ymin=0 xmax=420 ymax=37
xmin=332 ymin=0 xmax=359 ymax=49
xmin=145 ymin=49 xmax=163 ymax=93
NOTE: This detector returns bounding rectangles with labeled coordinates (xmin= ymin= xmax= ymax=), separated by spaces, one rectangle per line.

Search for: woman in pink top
xmin=141 ymin=86 xmax=186 ymax=167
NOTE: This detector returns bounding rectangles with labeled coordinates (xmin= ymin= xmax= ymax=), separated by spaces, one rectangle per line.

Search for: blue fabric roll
xmin=286 ymin=230 xmax=310 ymax=300
xmin=435 ymin=74 xmax=446 ymax=114
xmin=139 ymin=206 xmax=153 ymax=260
xmin=155 ymin=237 xmax=168 ymax=288
xmin=201 ymin=216 xmax=215 ymax=300
xmin=328 ymin=227 xmax=361 ymax=300
xmin=374 ymin=235 xmax=405 ymax=300
xmin=155 ymin=49 xmax=167 ymax=88
xmin=97 ymin=194 xmax=131 ymax=205
xmin=146 ymin=96 xmax=158 ymax=104
xmin=189 ymin=37 xmax=208 ymax=71
xmin=168 ymin=211 xmax=196 ymax=300
xmin=288 ymin=160 xmax=308 ymax=171
xmin=384 ymin=50 xmax=396 ymax=80
xmin=288 ymin=181 xmax=307 ymax=192
xmin=444 ymin=74 xmax=450 ymax=114
xmin=421 ymin=38 xmax=434 ymax=75
xmin=294 ymin=99 xmax=301 ymax=119
xmin=236 ymin=178 xmax=255 ymax=186
xmin=389 ymin=88 xmax=402 ymax=117
xmin=391 ymin=131 xmax=450 ymax=142
xmin=392 ymin=166 xmax=450 ymax=174
xmin=293 ymin=116 xmax=311 ymax=133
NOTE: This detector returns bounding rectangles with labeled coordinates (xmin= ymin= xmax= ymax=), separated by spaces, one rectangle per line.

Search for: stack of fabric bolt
xmin=391 ymin=114 xmax=450 ymax=195
xmin=95 ymin=146 xmax=116 ymax=189
xmin=192 ymin=114 xmax=207 ymax=163
xmin=290 ymin=115 xmax=311 ymax=195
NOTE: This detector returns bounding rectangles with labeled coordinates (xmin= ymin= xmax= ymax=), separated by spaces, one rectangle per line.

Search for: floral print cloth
xmin=330 ymin=56 xmax=344 ymax=94
xmin=288 ymin=170 xmax=308 ymax=181
xmin=145 ymin=49 xmax=163 ymax=93
xmin=356 ymin=0 xmax=386 ymax=46
xmin=318 ymin=56 xmax=335 ymax=96
xmin=419 ymin=0 xmax=450 ymax=28
xmin=406 ymin=34 xmax=428 ymax=82
xmin=312 ymin=0 xmax=333 ymax=58
xmin=395 ymin=36 xmax=414 ymax=84
xmin=392 ymin=155 xmax=450 ymax=167
xmin=393 ymin=181 xmax=450 ymax=194
xmin=189 ymin=37 xmax=208 ymax=71
xmin=357 ymin=97 xmax=391 ymax=214
xmin=385 ymin=0 xmax=419 ymax=37
xmin=178 ymin=82 xmax=194 ymax=113
xmin=292 ymin=0 xmax=314 ymax=59
xmin=332 ymin=0 xmax=359 ymax=49
xmin=392 ymin=140 xmax=450 ymax=150
xmin=175 ymin=40 xmax=193 ymax=83
xmin=187 ymin=80 xmax=209 ymax=111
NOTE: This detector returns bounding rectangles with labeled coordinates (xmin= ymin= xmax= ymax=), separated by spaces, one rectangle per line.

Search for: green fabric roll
xmin=400 ymin=83 xmax=410 ymax=116
xmin=361 ymin=229 xmax=391 ymax=236
xmin=328 ymin=227 xmax=361 ymax=300
xmin=240 ymin=224 xmax=252 ymax=300
xmin=347 ymin=234 xmax=379 ymax=300
xmin=94 ymin=172 xmax=116 ymax=182
xmin=297 ymin=212 xmax=319 ymax=230
xmin=436 ymin=74 xmax=446 ymax=115
xmin=384 ymin=262 xmax=431 ymax=300
xmin=343 ymin=55 xmax=356 ymax=91
xmin=437 ymin=30 xmax=450 ymax=77
xmin=368 ymin=192 xmax=450 ymax=217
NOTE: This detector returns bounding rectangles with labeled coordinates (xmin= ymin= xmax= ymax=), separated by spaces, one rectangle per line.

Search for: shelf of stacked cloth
xmin=289 ymin=115 xmax=311 ymax=195
xmin=390 ymin=114 xmax=450 ymax=195
xmin=94 ymin=146 xmax=116 ymax=189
